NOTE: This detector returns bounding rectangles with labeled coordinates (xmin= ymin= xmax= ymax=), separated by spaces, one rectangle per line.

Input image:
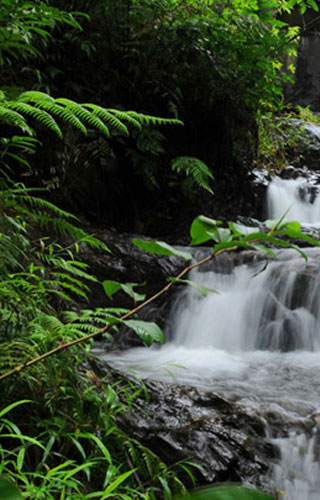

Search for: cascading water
xmin=98 ymin=174 xmax=320 ymax=498
xmin=267 ymin=176 xmax=320 ymax=225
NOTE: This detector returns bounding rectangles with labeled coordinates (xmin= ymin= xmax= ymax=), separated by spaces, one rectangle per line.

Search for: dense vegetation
xmin=1 ymin=0 xmax=319 ymax=498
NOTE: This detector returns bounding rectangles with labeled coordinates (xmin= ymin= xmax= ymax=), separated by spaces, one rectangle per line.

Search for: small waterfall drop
xmin=267 ymin=176 xmax=320 ymax=225
xmin=98 ymin=174 xmax=320 ymax=498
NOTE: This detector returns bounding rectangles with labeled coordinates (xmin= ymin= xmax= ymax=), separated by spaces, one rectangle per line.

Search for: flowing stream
xmin=97 ymin=174 xmax=320 ymax=499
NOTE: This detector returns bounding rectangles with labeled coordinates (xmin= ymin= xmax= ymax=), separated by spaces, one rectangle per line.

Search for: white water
xmin=97 ymin=175 xmax=320 ymax=499
xmin=268 ymin=176 xmax=320 ymax=225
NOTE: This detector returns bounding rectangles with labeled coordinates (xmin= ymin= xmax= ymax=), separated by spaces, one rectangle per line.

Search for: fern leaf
xmin=105 ymin=108 xmax=142 ymax=130
xmin=55 ymin=98 xmax=111 ymax=138
xmin=0 ymin=105 xmax=33 ymax=135
xmin=34 ymin=101 xmax=88 ymax=136
xmin=16 ymin=193 xmax=78 ymax=219
xmin=6 ymin=102 xmax=63 ymax=138
xmin=127 ymin=111 xmax=183 ymax=127
xmin=47 ymin=258 xmax=98 ymax=282
xmin=51 ymin=273 xmax=89 ymax=291
xmin=18 ymin=90 xmax=55 ymax=104
xmin=52 ymin=280 xmax=88 ymax=300
xmin=17 ymin=92 xmax=88 ymax=135
xmin=83 ymin=104 xmax=129 ymax=135
xmin=171 ymin=156 xmax=214 ymax=194
xmin=0 ymin=341 xmax=43 ymax=378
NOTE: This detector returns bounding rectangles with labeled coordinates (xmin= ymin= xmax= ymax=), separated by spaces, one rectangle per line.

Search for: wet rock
xmin=90 ymin=358 xmax=272 ymax=490
xmin=243 ymin=169 xmax=270 ymax=221
xmin=65 ymin=225 xmax=187 ymax=347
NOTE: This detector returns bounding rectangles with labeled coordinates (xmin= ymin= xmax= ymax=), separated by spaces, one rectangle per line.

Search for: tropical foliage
xmin=34 ymin=0 xmax=318 ymax=227
xmin=0 ymin=0 xmax=319 ymax=498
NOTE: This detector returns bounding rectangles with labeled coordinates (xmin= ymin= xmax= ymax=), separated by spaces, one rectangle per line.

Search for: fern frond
xmin=18 ymin=90 xmax=55 ymax=104
xmin=2 ymin=91 xmax=182 ymax=145
xmin=127 ymin=111 xmax=183 ymax=127
xmin=43 ymin=257 xmax=98 ymax=282
xmin=3 ymin=188 xmax=108 ymax=248
xmin=0 ymin=105 xmax=33 ymax=135
xmin=56 ymin=99 xmax=111 ymax=138
xmin=17 ymin=92 xmax=88 ymax=135
xmin=32 ymin=100 xmax=88 ymax=136
xmin=171 ymin=156 xmax=214 ymax=194
xmin=0 ymin=341 xmax=43 ymax=378
xmin=6 ymin=102 xmax=62 ymax=138
xmin=124 ymin=437 xmax=168 ymax=479
xmin=107 ymin=109 xmax=142 ymax=130
xmin=53 ymin=280 xmax=88 ymax=300
xmin=51 ymin=273 xmax=89 ymax=291
xmin=30 ymin=312 xmax=64 ymax=333
xmin=83 ymin=104 xmax=129 ymax=136
xmin=15 ymin=192 xmax=78 ymax=219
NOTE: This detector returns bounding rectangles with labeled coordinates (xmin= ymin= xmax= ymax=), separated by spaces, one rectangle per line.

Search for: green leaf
xmin=178 ymin=484 xmax=273 ymax=499
xmin=171 ymin=156 xmax=214 ymax=193
xmin=123 ymin=320 xmax=165 ymax=346
xmin=133 ymin=239 xmax=192 ymax=260
xmin=278 ymin=221 xmax=301 ymax=231
xmin=102 ymin=281 xmax=122 ymax=299
xmin=17 ymin=447 xmax=25 ymax=471
xmin=190 ymin=216 xmax=223 ymax=246
xmin=169 ymin=278 xmax=218 ymax=297
xmin=308 ymin=0 xmax=319 ymax=11
xmin=0 ymin=400 xmax=31 ymax=418
xmin=0 ymin=434 xmax=45 ymax=449
xmin=250 ymin=244 xmax=277 ymax=258
xmin=0 ymin=478 xmax=23 ymax=500
xmin=228 ymin=222 xmax=259 ymax=236
xmin=243 ymin=232 xmax=308 ymax=259
xmin=300 ymin=3 xmax=307 ymax=14
xmin=278 ymin=228 xmax=320 ymax=247
xmin=101 ymin=469 xmax=137 ymax=498
xmin=102 ymin=280 xmax=145 ymax=302
xmin=207 ymin=228 xmax=232 ymax=243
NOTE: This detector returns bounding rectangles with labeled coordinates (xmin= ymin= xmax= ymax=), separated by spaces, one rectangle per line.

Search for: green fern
xmin=0 ymin=341 xmax=43 ymax=378
xmin=107 ymin=108 xmax=143 ymax=130
xmin=83 ymin=104 xmax=129 ymax=136
xmin=171 ymin=156 xmax=214 ymax=194
xmin=0 ymin=90 xmax=182 ymax=142
xmin=2 ymin=186 xmax=109 ymax=251
xmin=0 ymin=105 xmax=33 ymax=135
xmin=127 ymin=110 xmax=183 ymax=127
xmin=123 ymin=436 xmax=187 ymax=497
xmin=6 ymin=101 xmax=63 ymax=138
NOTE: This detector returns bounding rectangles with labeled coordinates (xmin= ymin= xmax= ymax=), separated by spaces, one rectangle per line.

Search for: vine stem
xmin=0 ymin=246 xmax=236 ymax=382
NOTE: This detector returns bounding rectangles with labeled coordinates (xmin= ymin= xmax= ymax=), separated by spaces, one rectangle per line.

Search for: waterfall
xmin=267 ymin=176 xmax=320 ymax=225
xmin=272 ymin=432 xmax=320 ymax=500
xmin=98 ymin=174 xmax=320 ymax=499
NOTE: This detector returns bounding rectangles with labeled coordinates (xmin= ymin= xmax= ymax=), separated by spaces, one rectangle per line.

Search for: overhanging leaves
xmin=169 ymin=277 xmax=218 ymax=297
xmin=190 ymin=216 xmax=223 ymax=246
xmin=103 ymin=280 xmax=146 ymax=302
xmin=123 ymin=320 xmax=165 ymax=346
xmin=133 ymin=238 xmax=192 ymax=260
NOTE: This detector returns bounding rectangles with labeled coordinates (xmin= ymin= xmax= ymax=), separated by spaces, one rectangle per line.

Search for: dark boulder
xmin=90 ymin=358 xmax=273 ymax=491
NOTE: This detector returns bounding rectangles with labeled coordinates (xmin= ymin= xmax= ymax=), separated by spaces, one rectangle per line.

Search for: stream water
xmin=98 ymin=175 xmax=320 ymax=499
